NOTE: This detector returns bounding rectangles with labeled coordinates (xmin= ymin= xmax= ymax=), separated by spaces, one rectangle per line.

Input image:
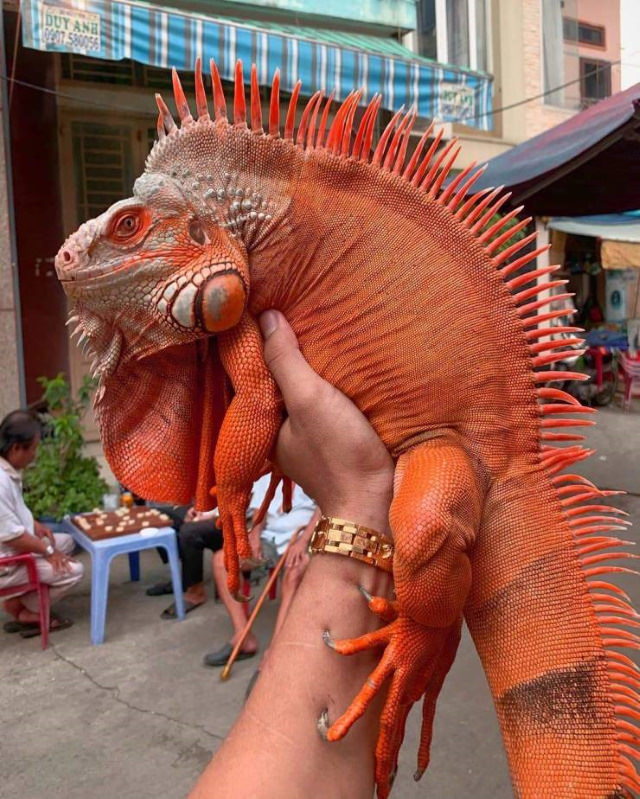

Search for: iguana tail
xmin=465 ymin=463 xmax=639 ymax=798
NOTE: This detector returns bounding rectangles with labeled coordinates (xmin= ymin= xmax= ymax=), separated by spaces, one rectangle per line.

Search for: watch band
xmin=308 ymin=516 xmax=394 ymax=573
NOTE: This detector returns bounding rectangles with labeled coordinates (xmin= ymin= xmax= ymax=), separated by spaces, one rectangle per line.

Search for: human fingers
xmin=259 ymin=311 xmax=327 ymax=410
xmin=289 ymin=549 xmax=301 ymax=569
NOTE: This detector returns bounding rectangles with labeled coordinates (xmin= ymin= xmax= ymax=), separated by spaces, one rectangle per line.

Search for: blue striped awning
xmin=21 ymin=0 xmax=493 ymax=130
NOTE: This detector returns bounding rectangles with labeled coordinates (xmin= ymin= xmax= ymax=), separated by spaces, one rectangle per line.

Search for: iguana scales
xmin=55 ymin=59 xmax=639 ymax=798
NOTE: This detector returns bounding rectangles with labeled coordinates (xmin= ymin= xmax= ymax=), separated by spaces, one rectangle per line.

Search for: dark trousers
xmin=178 ymin=521 xmax=224 ymax=589
xmin=152 ymin=505 xmax=224 ymax=590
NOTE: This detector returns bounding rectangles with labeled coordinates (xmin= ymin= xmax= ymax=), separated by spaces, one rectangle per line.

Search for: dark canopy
xmin=473 ymin=84 xmax=640 ymax=216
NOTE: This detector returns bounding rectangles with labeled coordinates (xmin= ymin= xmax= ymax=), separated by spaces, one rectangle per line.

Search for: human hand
xmin=284 ymin=530 xmax=310 ymax=570
xmin=259 ymin=311 xmax=394 ymax=534
xmin=34 ymin=520 xmax=55 ymax=543
xmin=45 ymin=551 xmax=73 ymax=575
xmin=193 ymin=509 xmax=217 ymax=523
xmin=249 ymin=527 xmax=263 ymax=561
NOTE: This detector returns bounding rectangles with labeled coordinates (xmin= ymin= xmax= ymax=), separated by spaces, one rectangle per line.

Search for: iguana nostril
xmin=62 ymin=250 xmax=72 ymax=264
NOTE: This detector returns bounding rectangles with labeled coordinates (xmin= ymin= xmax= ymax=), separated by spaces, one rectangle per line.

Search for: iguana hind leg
xmin=324 ymin=437 xmax=484 ymax=798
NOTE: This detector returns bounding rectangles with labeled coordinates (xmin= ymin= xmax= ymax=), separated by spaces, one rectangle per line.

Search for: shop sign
xmin=41 ymin=4 xmax=101 ymax=53
xmin=440 ymin=83 xmax=475 ymax=122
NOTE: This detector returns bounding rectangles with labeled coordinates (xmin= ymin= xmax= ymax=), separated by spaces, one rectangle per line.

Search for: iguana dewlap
xmin=55 ymin=60 xmax=639 ymax=798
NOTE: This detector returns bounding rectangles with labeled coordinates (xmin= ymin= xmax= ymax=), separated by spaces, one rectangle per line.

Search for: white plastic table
xmin=60 ymin=518 xmax=185 ymax=644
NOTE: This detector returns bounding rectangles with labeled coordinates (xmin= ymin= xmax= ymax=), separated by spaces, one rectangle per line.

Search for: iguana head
xmin=56 ymin=174 xmax=248 ymax=369
xmin=54 ymin=60 xmax=295 ymax=507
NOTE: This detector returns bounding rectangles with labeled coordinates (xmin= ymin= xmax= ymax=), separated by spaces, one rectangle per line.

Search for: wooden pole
xmin=220 ymin=529 xmax=301 ymax=681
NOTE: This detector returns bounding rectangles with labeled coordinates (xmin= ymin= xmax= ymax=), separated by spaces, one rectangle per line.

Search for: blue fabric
xmin=22 ymin=0 xmax=493 ymax=129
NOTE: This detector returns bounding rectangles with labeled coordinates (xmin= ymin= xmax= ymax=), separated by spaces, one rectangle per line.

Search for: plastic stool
xmin=60 ymin=519 xmax=184 ymax=644
xmin=620 ymin=353 xmax=640 ymax=411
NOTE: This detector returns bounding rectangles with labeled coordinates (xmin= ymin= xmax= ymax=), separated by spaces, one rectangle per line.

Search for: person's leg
xmin=178 ymin=521 xmax=211 ymax=605
xmin=163 ymin=521 xmax=223 ymax=616
xmin=203 ymin=549 xmax=258 ymax=665
xmin=27 ymin=537 xmax=84 ymax=612
xmin=1 ymin=539 xmax=84 ymax=627
xmin=0 ymin=564 xmax=37 ymax=621
xmin=53 ymin=533 xmax=75 ymax=556
xmin=3 ymin=596 xmax=26 ymax=618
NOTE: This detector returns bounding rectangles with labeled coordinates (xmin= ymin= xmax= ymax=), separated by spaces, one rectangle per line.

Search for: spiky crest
xmin=151 ymin=63 xmax=640 ymax=794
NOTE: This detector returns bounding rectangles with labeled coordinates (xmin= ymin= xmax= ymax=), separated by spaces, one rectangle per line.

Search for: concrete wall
xmin=5 ymin=12 xmax=69 ymax=404
xmin=0 ymin=129 xmax=23 ymax=418
xmin=0 ymin=14 xmax=23 ymax=418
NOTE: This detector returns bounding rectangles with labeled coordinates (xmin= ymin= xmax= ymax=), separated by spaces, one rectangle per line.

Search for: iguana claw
xmin=324 ymin=593 xmax=461 ymax=799
xmin=316 ymin=708 xmax=330 ymax=740
xmin=322 ymin=629 xmax=336 ymax=649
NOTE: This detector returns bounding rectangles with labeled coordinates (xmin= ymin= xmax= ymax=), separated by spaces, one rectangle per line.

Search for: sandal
xmin=203 ymin=642 xmax=257 ymax=667
xmin=19 ymin=616 xmax=74 ymax=638
xmin=3 ymin=620 xmax=39 ymax=634
xmin=161 ymin=599 xmax=202 ymax=619
xmin=145 ymin=581 xmax=174 ymax=596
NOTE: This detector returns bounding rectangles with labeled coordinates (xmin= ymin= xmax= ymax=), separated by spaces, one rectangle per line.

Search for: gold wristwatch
xmin=308 ymin=516 xmax=394 ymax=573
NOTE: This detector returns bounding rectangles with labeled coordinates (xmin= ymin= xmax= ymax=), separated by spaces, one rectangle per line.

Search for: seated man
xmin=203 ymin=474 xmax=319 ymax=666
xmin=0 ymin=410 xmax=84 ymax=638
xmin=156 ymin=506 xmax=223 ymax=618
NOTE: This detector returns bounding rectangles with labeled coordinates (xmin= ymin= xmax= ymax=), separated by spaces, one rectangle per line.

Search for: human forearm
xmin=190 ymin=552 xmax=393 ymax=799
xmin=3 ymin=532 xmax=50 ymax=555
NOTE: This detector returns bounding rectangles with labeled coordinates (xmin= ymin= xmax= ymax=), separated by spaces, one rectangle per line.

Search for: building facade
xmin=0 ymin=0 xmax=623 ymax=434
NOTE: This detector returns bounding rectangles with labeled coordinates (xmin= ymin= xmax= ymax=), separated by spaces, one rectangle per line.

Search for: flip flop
xmin=203 ymin=642 xmax=257 ymax=667
xmin=161 ymin=600 xmax=202 ymax=619
xmin=145 ymin=581 xmax=174 ymax=596
xmin=3 ymin=620 xmax=39 ymax=634
xmin=19 ymin=616 xmax=74 ymax=638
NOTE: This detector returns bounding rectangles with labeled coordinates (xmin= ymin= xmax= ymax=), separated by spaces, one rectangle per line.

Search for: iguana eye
xmin=107 ymin=208 xmax=149 ymax=244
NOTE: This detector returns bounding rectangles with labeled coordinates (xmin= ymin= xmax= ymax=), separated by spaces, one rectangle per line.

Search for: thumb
xmin=259 ymin=310 xmax=321 ymax=407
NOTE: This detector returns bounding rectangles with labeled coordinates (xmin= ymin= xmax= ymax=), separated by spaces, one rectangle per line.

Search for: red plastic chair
xmin=0 ymin=554 xmax=51 ymax=649
xmin=619 ymin=354 xmax=640 ymax=411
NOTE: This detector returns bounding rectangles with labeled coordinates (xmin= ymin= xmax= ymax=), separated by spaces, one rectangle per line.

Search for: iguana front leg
xmin=216 ymin=313 xmax=283 ymax=594
xmin=324 ymin=437 xmax=484 ymax=798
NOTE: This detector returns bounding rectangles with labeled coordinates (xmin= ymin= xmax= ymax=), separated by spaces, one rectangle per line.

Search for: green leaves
xmin=488 ymin=212 xmax=527 ymax=254
xmin=23 ymin=374 xmax=107 ymax=520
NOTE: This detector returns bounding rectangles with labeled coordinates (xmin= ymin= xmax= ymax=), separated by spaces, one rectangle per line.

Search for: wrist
xmin=307 ymin=552 xmax=393 ymax=599
xmin=41 ymin=540 xmax=55 ymax=557
xmin=322 ymin=483 xmax=392 ymax=536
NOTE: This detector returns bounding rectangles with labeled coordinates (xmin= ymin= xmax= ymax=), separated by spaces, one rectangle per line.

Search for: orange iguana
xmin=55 ymin=59 xmax=639 ymax=797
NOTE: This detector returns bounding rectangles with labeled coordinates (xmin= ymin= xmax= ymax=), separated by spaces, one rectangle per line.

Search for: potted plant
xmin=23 ymin=374 xmax=108 ymax=521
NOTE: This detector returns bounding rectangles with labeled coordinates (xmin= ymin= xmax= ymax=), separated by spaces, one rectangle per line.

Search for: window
xmin=580 ymin=58 xmax=612 ymax=106
xmin=446 ymin=0 xmax=469 ymax=68
xmin=563 ymin=18 xmax=606 ymax=48
xmin=416 ymin=0 xmax=489 ymax=72
xmin=61 ymin=54 xmax=196 ymax=91
xmin=71 ymin=121 xmax=134 ymax=221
